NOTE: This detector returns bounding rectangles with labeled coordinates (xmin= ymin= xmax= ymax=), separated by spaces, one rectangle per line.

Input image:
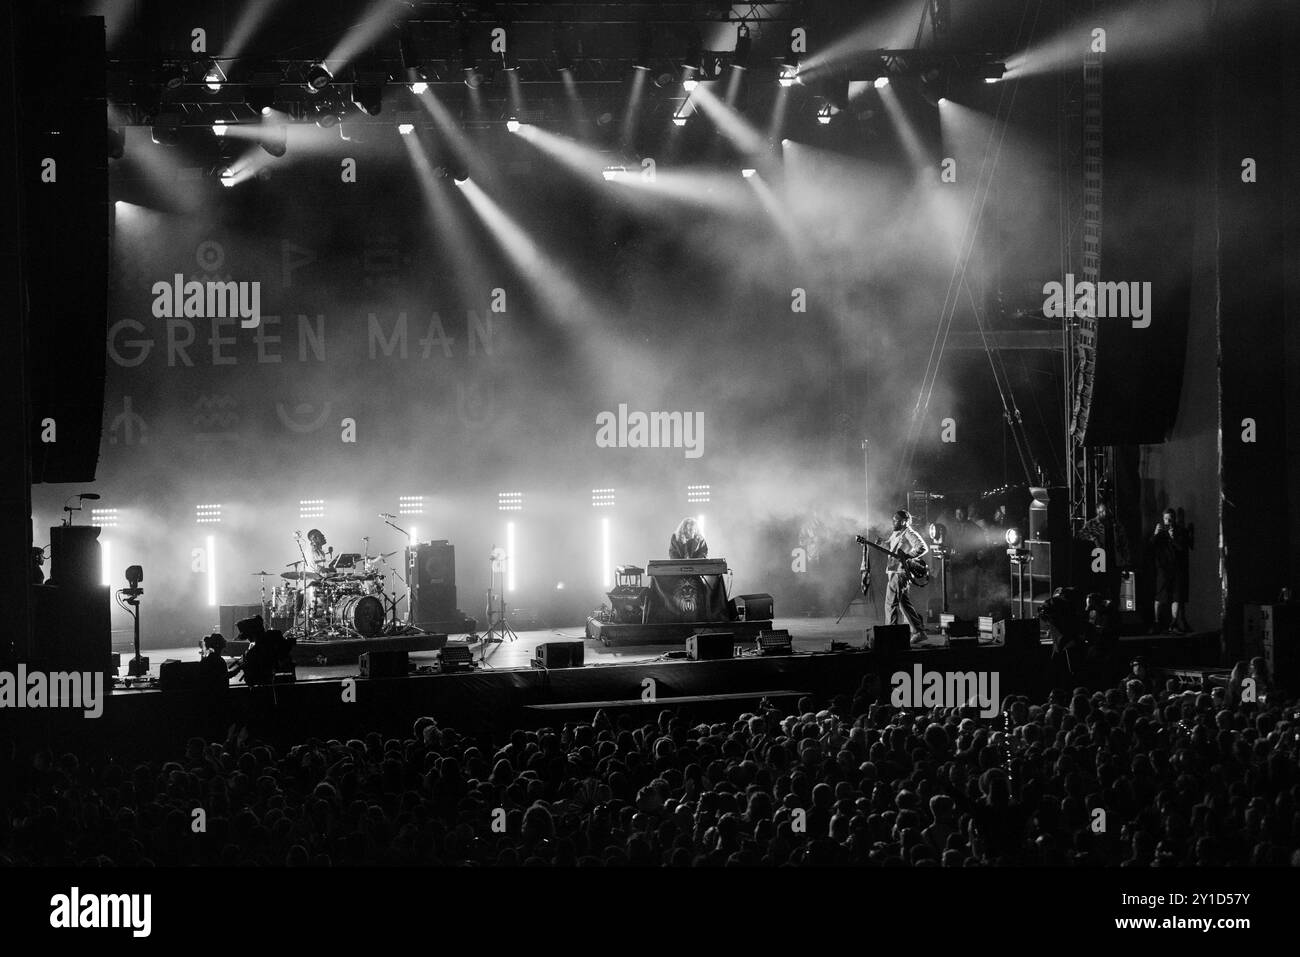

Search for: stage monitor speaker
xmin=49 ymin=525 xmax=102 ymax=589
xmin=995 ymin=618 xmax=1042 ymax=654
xmin=733 ymin=593 xmax=774 ymax=621
xmin=536 ymin=641 xmax=584 ymax=669
xmin=360 ymin=650 xmax=409 ymax=678
xmin=220 ymin=605 xmax=263 ymax=641
xmin=409 ymin=541 xmax=458 ymax=629
xmin=687 ymin=632 xmax=734 ymax=660
xmin=871 ymin=624 xmax=911 ymax=658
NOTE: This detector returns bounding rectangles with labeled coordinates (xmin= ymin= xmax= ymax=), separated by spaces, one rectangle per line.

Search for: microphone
xmin=378 ymin=512 xmax=396 ymax=519
xmin=79 ymin=493 xmax=101 ymax=500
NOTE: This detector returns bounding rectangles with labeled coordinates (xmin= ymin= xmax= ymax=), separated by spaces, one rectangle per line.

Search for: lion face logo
xmin=672 ymin=578 xmax=701 ymax=618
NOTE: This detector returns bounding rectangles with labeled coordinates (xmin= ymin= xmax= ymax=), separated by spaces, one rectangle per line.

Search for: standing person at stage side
xmin=877 ymin=509 xmax=929 ymax=645
xmin=669 ymin=517 xmax=709 ymax=560
xmin=1079 ymin=500 xmax=1131 ymax=606
xmin=1150 ymin=507 xmax=1192 ymax=634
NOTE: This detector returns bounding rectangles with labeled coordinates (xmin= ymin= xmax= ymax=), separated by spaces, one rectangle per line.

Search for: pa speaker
xmin=408 ymin=541 xmax=458 ymax=629
xmin=994 ymin=618 xmax=1042 ymax=654
xmin=733 ymin=593 xmax=774 ymax=621
xmin=871 ymin=624 xmax=911 ymax=658
xmin=360 ymin=650 xmax=409 ymax=678
xmin=49 ymin=525 xmax=102 ymax=590
xmin=687 ymin=632 xmax=734 ymax=660
xmin=536 ymin=641 xmax=584 ymax=669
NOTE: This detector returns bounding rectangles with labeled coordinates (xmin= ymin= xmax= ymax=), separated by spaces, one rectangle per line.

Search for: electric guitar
xmin=856 ymin=535 xmax=931 ymax=587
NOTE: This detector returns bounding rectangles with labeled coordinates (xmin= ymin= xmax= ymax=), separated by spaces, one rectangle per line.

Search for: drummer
xmin=306 ymin=529 xmax=333 ymax=575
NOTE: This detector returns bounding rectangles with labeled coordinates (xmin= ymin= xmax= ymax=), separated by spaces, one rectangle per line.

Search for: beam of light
xmin=456 ymin=178 xmax=652 ymax=397
xmin=686 ymin=84 xmax=767 ymax=157
xmin=224 ymin=0 xmax=279 ymax=58
xmin=206 ymin=534 xmax=216 ymax=606
xmin=506 ymin=521 xmax=516 ymax=592
xmin=1006 ymin=0 xmax=1222 ymax=80
xmin=414 ymin=87 xmax=497 ymax=188
xmin=796 ymin=0 xmax=926 ymax=83
xmin=327 ymin=0 xmax=409 ymax=68
xmin=214 ymin=145 xmax=272 ymax=187
xmin=878 ymin=82 xmax=930 ymax=172
xmin=560 ymin=68 xmax=589 ymax=135
xmin=620 ymin=65 xmax=648 ymax=148
xmin=601 ymin=516 xmax=611 ymax=589
xmin=102 ymin=539 xmax=112 ymax=587
xmin=723 ymin=63 xmax=745 ymax=108
xmin=400 ymin=133 xmax=494 ymax=307
xmin=506 ymin=70 xmax=524 ymax=118
xmin=743 ymin=171 xmax=812 ymax=260
xmin=766 ymin=84 xmax=791 ymax=141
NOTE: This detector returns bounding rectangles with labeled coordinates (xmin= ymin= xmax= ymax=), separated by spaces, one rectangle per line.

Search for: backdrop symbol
xmin=195 ymin=240 xmax=226 ymax=272
xmin=109 ymin=396 xmax=148 ymax=445
xmin=276 ymin=400 xmax=332 ymax=434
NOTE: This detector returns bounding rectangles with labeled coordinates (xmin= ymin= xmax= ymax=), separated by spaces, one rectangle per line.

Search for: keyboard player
xmin=669 ymin=517 xmax=709 ymax=560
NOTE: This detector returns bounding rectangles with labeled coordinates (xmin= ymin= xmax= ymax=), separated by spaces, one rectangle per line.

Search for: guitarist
xmin=864 ymin=509 xmax=930 ymax=644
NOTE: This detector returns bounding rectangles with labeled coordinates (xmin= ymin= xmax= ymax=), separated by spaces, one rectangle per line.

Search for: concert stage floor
xmin=117 ymin=616 xmax=963 ymax=681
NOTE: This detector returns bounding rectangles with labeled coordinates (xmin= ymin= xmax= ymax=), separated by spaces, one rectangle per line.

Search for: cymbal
xmin=285 ymin=560 xmax=306 ymax=567
xmin=250 ymin=570 xmax=274 ymax=576
xmin=281 ymin=571 xmax=320 ymax=581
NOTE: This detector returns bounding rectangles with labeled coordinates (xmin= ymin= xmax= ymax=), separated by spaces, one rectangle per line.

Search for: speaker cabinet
xmin=535 ymin=641 xmax=585 ymax=669
xmin=994 ymin=618 xmax=1042 ymax=654
xmin=871 ymin=624 xmax=911 ymax=658
xmin=49 ymin=525 xmax=102 ymax=590
xmin=1256 ymin=604 xmax=1298 ymax=691
xmin=360 ymin=650 xmax=410 ymax=678
xmin=606 ymin=586 xmax=648 ymax=624
xmin=687 ymin=632 xmax=734 ymax=660
xmin=408 ymin=541 xmax=458 ymax=629
xmin=159 ymin=659 xmax=229 ymax=693
xmin=733 ymin=593 xmax=774 ymax=621
xmin=29 ymin=583 xmax=112 ymax=678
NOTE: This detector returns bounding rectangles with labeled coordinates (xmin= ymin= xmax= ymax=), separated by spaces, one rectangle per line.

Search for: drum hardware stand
xmin=482 ymin=545 xmax=518 ymax=654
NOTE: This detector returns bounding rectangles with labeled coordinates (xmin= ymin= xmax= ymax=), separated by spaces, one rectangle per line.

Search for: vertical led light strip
xmin=206 ymin=534 xmax=217 ymax=606
xmin=506 ymin=521 xmax=516 ymax=592
xmin=410 ymin=525 xmax=418 ymax=546
xmin=102 ymin=539 xmax=112 ymax=587
xmin=601 ymin=516 xmax=611 ymax=589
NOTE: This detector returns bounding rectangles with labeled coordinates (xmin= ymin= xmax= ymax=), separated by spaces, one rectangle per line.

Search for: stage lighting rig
xmin=202 ymin=59 xmax=226 ymax=92
xmin=506 ymin=116 xmax=520 ymax=132
xmin=351 ymin=65 xmax=386 ymax=116
xmin=304 ymin=62 xmax=332 ymax=94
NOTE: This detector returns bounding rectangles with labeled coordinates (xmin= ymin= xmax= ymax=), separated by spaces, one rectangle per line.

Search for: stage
xmin=0 ymin=615 xmax=1214 ymax=762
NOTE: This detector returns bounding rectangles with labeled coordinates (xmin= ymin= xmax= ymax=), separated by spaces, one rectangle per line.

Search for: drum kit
xmin=251 ymin=538 xmax=404 ymax=640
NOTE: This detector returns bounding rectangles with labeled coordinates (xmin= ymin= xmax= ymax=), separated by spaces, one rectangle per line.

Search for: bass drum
xmin=335 ymin=594 xmax=385 ymax=638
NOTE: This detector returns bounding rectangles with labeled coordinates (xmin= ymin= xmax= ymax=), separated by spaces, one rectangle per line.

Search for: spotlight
xmin=304 ymin=62 xmax=333 ymax=94
xmin=672 ymin=112 xmax=687 ymax=127
xmin=125 ymin=565 xmax=143 ymax=588
xmin=506 ymin=116 xmax=520 ymax=133
xmin=219 ymin=168 xmax=236 ymax=187
xmin=633 ymin=24 xmax=652 ymax=71
xmin=409 ymin=81 xmax=428 ymax=95
xmin=733 ymin=24 xmax=751 ymax=70
xmin=1005 ymin=528 xmax=1021 ymax=547
xmin=928 ymin=522 xmax=947 ymax=545
xmin=602 ymin=165 xmax=625 ymax=181
xmin=464 ymin=67 xmax=483 ymax=89
xmin=683 ymin=76 xmax=698 ymax=93
xmin=398 ymin=122 xmax=415 ymax=135
xmin=778 ymin=65 xmax=798 ymax=87
xmin=351 ymin=77 xmax=384 ymax=116
xmin=453 ymin=175 xmax=468 ymax=186
xmin=161 ymin=62 xmax=187 ymax=91
xmin=260 ymin=126 xmax=287 ymax=157
xmin=985 ymin=76 xmax=1000 ymax=84
xmin=211 ymin=120 xmax=227 ymax=136
xmin=817 ymin=105 xmax=832 ymax=125
xmin=202 ymin=60 xmax=225 ymax=92
xmin=312 ymin=102 xmax=341 ymax=127
xmin=874 ymin=76 xmax=889 ymax=89
xmin=741 ymin=168 xmax=756 ymax=178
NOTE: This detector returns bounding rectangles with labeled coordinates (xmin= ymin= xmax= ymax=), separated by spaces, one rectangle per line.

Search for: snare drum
xmin=334 ymin=594 xmax=385 ymax=637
